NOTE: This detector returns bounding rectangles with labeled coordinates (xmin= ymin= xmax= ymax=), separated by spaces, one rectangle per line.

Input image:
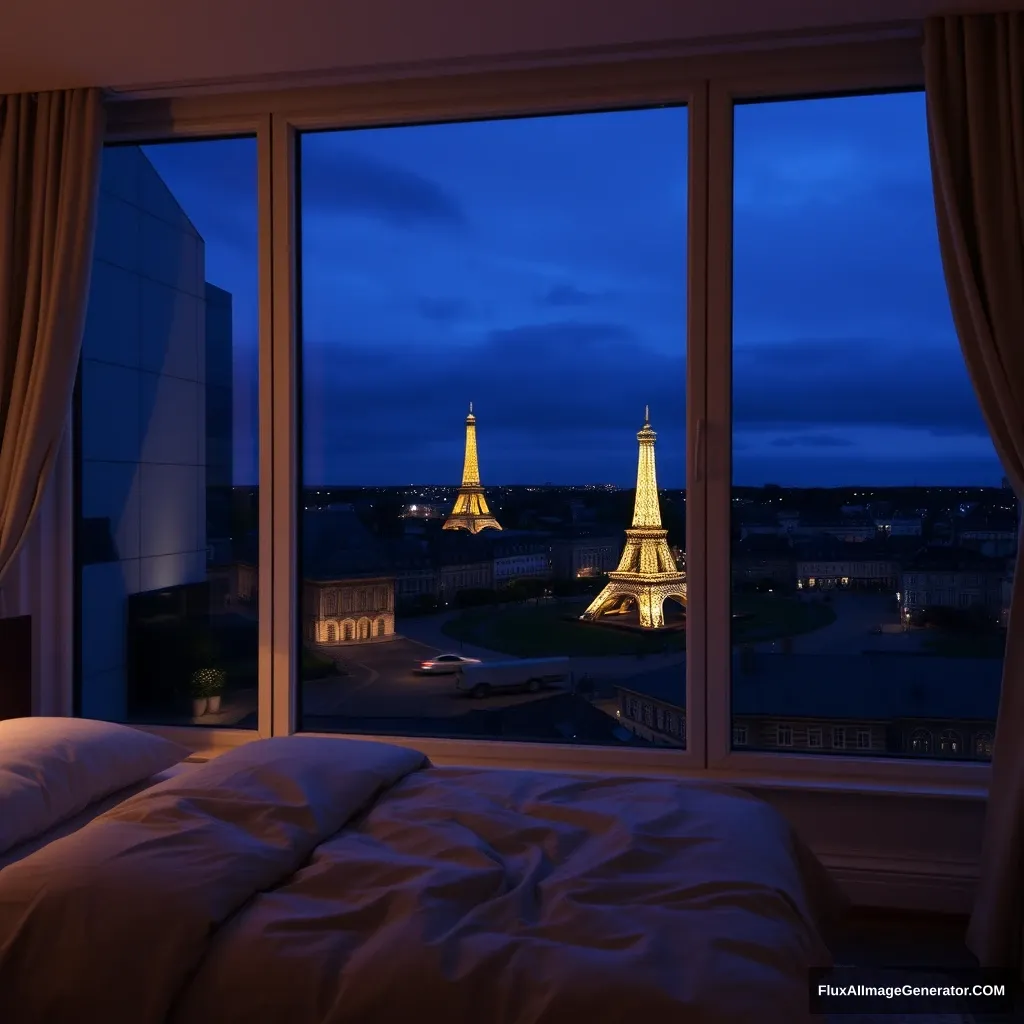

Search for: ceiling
xmin=1 ymin=0 xmax=1020 ymax=96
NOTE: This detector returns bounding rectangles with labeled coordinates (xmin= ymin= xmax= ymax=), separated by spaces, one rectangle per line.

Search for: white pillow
xmin=0 ymin=717 xmax=190 ymax=855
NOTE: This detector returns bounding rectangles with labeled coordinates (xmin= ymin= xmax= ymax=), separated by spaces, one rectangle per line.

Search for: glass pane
xmin=76 ymin=138 xmax=258 ymax=728
xmin=730 ymin=92 xmax=1009 ymax=762
xmin=298 ymin=108 xmax=688 ymax=747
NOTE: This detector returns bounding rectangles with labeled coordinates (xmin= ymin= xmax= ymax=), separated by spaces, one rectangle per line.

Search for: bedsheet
xmin=0 ymin=736 xmax=838 ymax=1023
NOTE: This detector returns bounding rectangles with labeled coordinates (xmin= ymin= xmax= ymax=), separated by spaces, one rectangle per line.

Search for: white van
xmin=455 ymin=657 xmax=572 ymax=699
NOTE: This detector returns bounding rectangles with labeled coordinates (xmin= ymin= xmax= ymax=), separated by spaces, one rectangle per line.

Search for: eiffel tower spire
xmin=580 ymin=407 xmax=686 ymax=629
xmin=631 ymin=408 xmax=662 ymax=529
xmin=443 ymin=403 xmax=502 ymax=534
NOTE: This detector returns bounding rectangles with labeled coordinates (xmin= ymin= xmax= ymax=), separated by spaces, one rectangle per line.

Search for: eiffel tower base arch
xmin=581 ymin=577 xmax=687 ymax=630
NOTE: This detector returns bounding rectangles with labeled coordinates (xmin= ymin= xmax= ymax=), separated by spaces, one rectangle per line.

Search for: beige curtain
xmin=0 ymin=88 xmax=104 ymax=586
xmin=925 ymin=12 xmax=1024 ymax=974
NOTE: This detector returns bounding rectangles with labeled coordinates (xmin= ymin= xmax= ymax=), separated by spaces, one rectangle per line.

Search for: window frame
xmin=83 ymin=114 xmax=277 ymax=741
xmin=271 ymin=65 xmax=709 ymax=773
xmin=95 ymin=36 xmax=993 ymax=797
xmin=702 ymin=53 xmax=992 ymax=790
xmin=110 ymin=55 xmax=709 ymax=775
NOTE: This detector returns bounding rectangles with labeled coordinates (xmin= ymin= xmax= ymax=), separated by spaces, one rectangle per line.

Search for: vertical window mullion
xmin=262 ymin=114 xmax=300 ymax=737
xmin=256 ymin=116 xmax=275 ymax=738
xmin=685 ymin=81 xmax=711 ymax=768
xmin=705 ymin=82 xmax=736 ymax=769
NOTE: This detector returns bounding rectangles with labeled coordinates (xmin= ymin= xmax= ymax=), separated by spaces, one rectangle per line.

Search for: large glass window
xmin=730 ymin=92 xmax=1009 ymax=761
xmin=298 ymin=108 xmax=688 ymax=746
xmin=76 ymin=138 xmax=258 ymax=728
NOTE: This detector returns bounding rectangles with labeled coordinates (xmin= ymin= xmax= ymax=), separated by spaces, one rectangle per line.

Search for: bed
xmin=0 ymin=719 xmax=843 ymax=1023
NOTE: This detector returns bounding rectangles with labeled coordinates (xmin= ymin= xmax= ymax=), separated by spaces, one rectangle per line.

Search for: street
xmin=754 ymin=592 xmax=928 ymax=656
xmin=302 ymin=595 xmax=910 ymax=719
xmin=206 ymin=592 xmax=985 ymax=730
xmin=302 ymin=636 xmax=566 ymax=717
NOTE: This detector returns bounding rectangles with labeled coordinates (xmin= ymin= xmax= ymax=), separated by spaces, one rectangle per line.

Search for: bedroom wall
xmin=78 ymin=147 xmax=209 ymax=721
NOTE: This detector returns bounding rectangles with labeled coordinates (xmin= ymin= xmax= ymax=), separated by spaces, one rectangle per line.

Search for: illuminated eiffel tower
xmin=443 ymin=402 xmax=503 ymax=534
xmin=581 ymin=407 xmax=686 ymax=628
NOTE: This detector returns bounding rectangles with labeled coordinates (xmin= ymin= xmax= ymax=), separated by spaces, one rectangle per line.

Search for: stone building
xmin=303 ymin=576 xmax=395 ymax=644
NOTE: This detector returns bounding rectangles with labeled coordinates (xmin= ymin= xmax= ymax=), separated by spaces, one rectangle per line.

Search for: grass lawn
xmin=922 ymin=630 xmax=1007 ymax=659
xmin=732 ymin=594 xmax=836 ymax=642
xmin=302 ymin=647 xmax=340 ymax=678
xmin=441 ymin=594 xmax=837 ymax=658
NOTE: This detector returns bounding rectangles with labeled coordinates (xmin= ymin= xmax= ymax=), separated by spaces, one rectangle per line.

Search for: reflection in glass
xmin=77 ymin=139 xmax=258 ymax=728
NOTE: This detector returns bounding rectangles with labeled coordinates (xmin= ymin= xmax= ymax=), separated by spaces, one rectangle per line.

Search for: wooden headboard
xmin=0 ymin=615 xmax=32 ymax=719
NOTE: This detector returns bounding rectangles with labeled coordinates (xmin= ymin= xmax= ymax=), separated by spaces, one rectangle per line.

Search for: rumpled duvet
xmin=0 ymin=736 xmax=839 ymax=1024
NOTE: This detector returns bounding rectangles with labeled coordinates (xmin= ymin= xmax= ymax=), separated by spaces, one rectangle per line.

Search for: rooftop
xmin=903 ymin=548 xmax=1008 ymax=573
xmin=617 ymin=652 xmax=1002 ymax=721
xmin=793 ymin=537 xmax=919 ymax=561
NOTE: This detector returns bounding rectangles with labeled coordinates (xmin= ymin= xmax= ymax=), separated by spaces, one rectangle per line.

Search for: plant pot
xmin=191 ymin=697 xmax=208 ymax=717
xmin=206 ymin=695 xmax=222 ymax=714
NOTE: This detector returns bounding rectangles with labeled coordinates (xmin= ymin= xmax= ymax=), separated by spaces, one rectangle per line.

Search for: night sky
xmin=140 ymin=89 xmax=1003 ymax=490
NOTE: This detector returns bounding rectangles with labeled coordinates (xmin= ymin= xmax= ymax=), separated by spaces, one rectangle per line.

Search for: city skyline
xmin=140 ymin=90 xmax=1005 ymax=489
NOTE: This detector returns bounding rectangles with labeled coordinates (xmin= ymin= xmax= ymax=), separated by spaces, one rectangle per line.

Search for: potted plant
xmin=188 ymin=629 xmax=225 ymax=717
xmin=189 ymin=670 xmax=209 ymax=718
xmin=190 ymin=666 xmax=226 ymax=714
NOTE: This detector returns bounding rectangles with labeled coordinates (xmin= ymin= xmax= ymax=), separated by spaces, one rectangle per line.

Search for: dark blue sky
xmin=141 ymin=90 xmax=1003 ymax=489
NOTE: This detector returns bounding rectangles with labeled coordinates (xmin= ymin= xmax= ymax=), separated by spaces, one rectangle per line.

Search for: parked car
xmin=455 ymin=657 xmax=572 ymax=698
xmin=418 ymin=653 xmax=481 ymax=675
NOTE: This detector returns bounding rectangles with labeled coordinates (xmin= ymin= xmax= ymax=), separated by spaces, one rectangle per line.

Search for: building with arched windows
xmin=299 ymin=505 xmax=397 ymax=645
xmin=233 ymin=504 xmax=398 ymax=646
xmin=303 ymin=576 xmax=396 ymax=645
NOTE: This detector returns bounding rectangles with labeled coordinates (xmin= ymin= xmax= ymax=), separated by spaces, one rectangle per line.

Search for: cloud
xmin=300 ymin=142 xmax=466 ymax=229
xmin=541 ymin=284 xmax=600 ymax=307
xmin=733 ymin=337 xmax=988 ymax=437
xmin=298 ymin=326 xmax=991 ymax=484
xmin=416 ymin=298 xmax=468 ymax=323
xmin=732 ymin=452 xmax=999 ymax=488
xmin=138 ymin=97 xmax=1002 ymax=487
xmin=770 ymin=434 xmax=854 ymax=448
xmin=302 ymin=321 xmax=683 ymax=437
xmin=730 ymin=92 xmax=955 ymax=344
xmin=300 ymin=320 xmax=687 ymax=483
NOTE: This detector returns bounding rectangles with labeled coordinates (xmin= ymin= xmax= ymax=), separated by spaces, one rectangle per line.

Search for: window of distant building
xmin=910 ymin=728 xmax=933 ymax=755
xmin=831 ymin=728 xmax=846 ymax=750
xmin=643 ymin=704 xmax=654 ymax=727
xmin=733 ymin=724 xmax=748 ymax=746
xmin=938 ymin=729 xmax=962 ymax=756
xmin=856 ymin=730 xmax=871 ymax=750
xmin=974 ymin=732 xmax=994 ymax=758
xmin=777 ymin=724 xmax=793 ymax=747
xmin=807 ymin=727 xmax=822 ymax=749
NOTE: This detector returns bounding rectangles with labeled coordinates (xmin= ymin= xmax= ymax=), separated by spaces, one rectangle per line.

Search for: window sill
xmin=699 ymin=770 xmax=987 ymax=802
xmin=138 ymin=724 xmax=988 ymax=801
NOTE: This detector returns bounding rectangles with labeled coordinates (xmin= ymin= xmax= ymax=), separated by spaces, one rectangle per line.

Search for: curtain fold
xmin=924 ymin=12 xmax=1024 ymax=975
xmin=0 ymin=88 xmax=105 ymax=587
